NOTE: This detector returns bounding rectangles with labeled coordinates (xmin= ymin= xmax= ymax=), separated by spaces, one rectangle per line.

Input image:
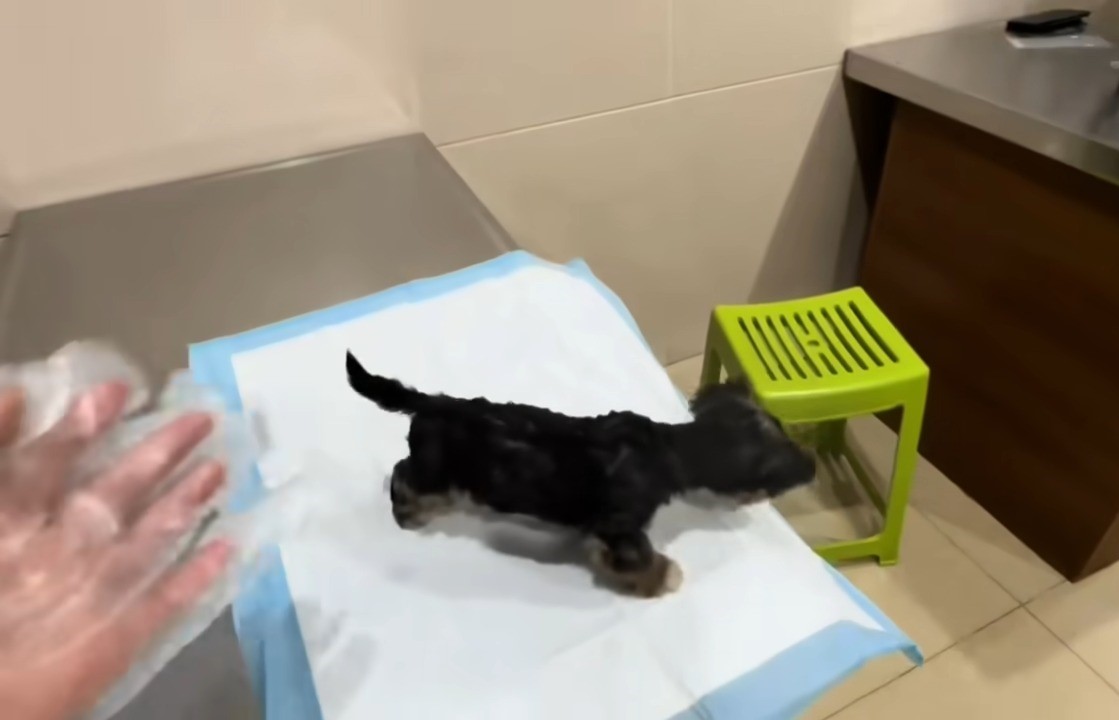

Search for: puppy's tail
xmin=346 ymin=351 xmax=432 ymax=415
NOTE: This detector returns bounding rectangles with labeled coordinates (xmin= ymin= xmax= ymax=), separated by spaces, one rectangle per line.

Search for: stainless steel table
xmin=0 ymin=134 xmax=516 ymax=718
xmin=845 ymin=22 xmax=1119 ymax=184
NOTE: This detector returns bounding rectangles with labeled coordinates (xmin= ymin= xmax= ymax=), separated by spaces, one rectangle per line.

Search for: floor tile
xmin=798 ymin=653 xmax=916 ymax=720
xmin=665 ymin=355 xmax=704 ymax=397
xmin=837 ymin=511 xmax=1017 ymax=659
xmin=775 ymin=479 xmax=1016 ymax=715
xmin=908 ymin=465 xmax=1063 ymax=603
xmin=770 ymin=419 xmax=1017 ymax=659
xmin=828 ymin=609 xmax=1119 ymax=720
xmin=666 ymin=360 xmax=1028 ymax=715
xmin=1029 ymin=560 xmax=1119 ymax=692
xmin=846 ymin=417 xmax=1063 ymax=603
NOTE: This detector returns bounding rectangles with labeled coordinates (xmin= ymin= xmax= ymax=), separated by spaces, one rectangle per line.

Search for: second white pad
xmin=230 ymin=262 xmax=886 ymax=720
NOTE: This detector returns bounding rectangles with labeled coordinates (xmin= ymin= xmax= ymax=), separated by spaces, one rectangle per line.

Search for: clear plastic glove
xmin=0 ymin=384 xmax=232 ymax=720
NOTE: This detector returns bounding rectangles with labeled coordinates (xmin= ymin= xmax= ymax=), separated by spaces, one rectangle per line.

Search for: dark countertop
xmin=845 ymin=22 xmax=1119 ymax=183
xmin=0 ymin=134 xmax=516 ymax=719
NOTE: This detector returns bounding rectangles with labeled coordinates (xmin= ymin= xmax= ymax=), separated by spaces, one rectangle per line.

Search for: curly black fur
xmin=346 ymin=351 xmax=816 ymax=597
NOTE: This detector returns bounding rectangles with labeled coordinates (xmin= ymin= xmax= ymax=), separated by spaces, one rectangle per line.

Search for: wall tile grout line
xmin=666 ymin=0 xmax=676 ymax=95
xmin=437 ymin=62 xmax=841 ymax=150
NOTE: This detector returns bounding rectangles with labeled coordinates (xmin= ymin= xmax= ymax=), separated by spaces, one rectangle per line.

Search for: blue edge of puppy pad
xmin=190 ymin=251 xmax=922 ymax=720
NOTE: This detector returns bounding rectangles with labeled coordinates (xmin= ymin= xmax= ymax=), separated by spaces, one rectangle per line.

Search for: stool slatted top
xmin=706 ymin=288 xmax=928 ymax=424
xmin=702 ymin=287 xmax=929 ymax=565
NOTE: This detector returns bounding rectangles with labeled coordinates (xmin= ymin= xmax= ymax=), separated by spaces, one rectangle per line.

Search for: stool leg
xmin=877 ymin=391 xmax=927 ymax=565
xmin=700 ymin=344 xmax=722 ymax=390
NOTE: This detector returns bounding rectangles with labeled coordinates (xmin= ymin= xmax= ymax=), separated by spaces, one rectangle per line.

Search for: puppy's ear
xmin=722 ymin=374 xmax=755 ymax=399
xmin=689 ymin=375 xmax=755 ymax=414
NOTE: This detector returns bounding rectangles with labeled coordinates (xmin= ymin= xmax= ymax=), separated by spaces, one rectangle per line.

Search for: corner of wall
xmin=1 ymin=1 xmax=419 ymax=208
xmin=0 ymin=195 xmax=14 ymax=237
xmin=1096 ymin=0 xmax=1119 ymax=40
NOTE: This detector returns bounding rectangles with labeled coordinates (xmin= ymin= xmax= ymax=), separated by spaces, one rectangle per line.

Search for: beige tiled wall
xmin=672 ymin=0 xmax=1066 ymax=94
xmin=0 ymin=1 xmax=417 ymax=208
xmin=442 ymin=68 xmax=859 ymax=362
xmin=431 ymin=0 xmax=1064 ymax=362
xmin=417 ymin=0 xmax=671 ymax=145
xmin=1 ymin=0 xmax=1073 ymax=360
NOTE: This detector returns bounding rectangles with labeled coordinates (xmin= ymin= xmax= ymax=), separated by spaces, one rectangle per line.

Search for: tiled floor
xmin=666 ymin=356 xmax=1119 ymax=719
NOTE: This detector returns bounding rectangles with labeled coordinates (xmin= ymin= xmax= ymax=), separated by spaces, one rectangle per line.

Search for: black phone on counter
xmin=1006 ymin=9 xmax=1091 ymax=35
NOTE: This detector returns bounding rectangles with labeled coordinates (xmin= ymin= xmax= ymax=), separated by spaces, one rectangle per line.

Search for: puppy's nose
xmin=393 ymin=504 xmax=425 ymax=530
xmin=796 ymin=448 xmax=818 ymax=483
xmin=735 ymin=490 xmax=768 ymax=506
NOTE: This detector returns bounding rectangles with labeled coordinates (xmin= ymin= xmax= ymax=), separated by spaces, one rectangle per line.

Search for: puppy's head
xmin=681 ymin=378 xmax=816 ymax=503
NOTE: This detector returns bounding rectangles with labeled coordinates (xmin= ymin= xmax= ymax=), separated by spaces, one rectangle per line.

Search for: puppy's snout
xmin=735 ymin=490 xmax=769 ymax=506
xmin=753 ymin=442 xmax=818 ymax=500
xmin=393 ymin=503 xmax=417 ymax=529
xmin=778 ymin=444 xmax=817 ymax=491
xmin=792 ymin=446 xmax=817 ymax=483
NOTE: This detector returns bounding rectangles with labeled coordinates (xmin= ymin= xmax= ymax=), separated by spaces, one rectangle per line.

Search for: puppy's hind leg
xmin=589 ymin=530 xmax=683 ymax=598
xmin=390 ymin=458 xmax=454 ymax=530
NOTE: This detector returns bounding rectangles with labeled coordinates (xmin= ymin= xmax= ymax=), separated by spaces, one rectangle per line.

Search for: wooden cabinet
xmin=861 ymin=101 xmax=1119 ymax=580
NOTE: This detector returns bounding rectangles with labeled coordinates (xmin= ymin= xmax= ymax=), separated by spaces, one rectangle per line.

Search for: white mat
xmin=190 ymin=252 xmax=918 ymax=720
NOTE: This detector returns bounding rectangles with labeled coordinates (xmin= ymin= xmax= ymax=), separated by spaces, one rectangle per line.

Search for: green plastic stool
xmin=701 ymin=287 xmax=929 ymax=565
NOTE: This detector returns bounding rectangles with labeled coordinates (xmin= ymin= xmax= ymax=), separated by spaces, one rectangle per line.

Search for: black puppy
xmin=346 ymin=352 xmax=815 ymax=598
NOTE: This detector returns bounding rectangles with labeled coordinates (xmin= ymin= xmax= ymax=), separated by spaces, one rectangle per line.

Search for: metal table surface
xmin=0 ymin=134 xmax=515 ymax=719
xmin=845 ymin=22 xmax=1119 ymax=184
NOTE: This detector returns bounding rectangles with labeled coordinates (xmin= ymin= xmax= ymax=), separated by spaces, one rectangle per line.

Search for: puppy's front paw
xmin=392 ymin=492 xmax=455 ymax=530
xmin=659 ymin=557 xmax=684 ymax=595
xmin=632 ymin=554 xmax=683 ymax=598
xmin=587 ymin=538 xmax=683 ymax=598
xmin=600 ymin=553 xmax=684 ymax=599
xmin=395 ymin=511 xmax=432 ymax=530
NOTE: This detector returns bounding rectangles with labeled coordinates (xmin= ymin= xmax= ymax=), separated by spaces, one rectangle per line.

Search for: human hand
xmin=0 ymin=384 xmax=232 ymax=720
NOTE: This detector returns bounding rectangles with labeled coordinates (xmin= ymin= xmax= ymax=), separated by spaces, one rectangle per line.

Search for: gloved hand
xmin=0 ymin=383 xmax=231 ymax=720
